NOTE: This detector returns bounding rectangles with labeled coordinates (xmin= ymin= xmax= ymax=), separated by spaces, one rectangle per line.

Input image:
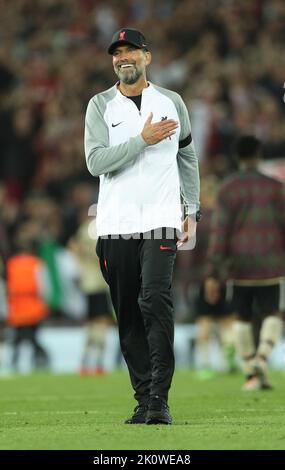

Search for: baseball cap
xmin=108 ymin=28 xmax=148 ymax=55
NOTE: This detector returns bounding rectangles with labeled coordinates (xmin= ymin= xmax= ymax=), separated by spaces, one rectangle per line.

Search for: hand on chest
xmin=108 ymin=99 xmax=180 ymax=148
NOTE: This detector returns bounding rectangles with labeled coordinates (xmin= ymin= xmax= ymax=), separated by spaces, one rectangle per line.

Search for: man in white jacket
xmin=85 ymin=28 xmax=200 ymax=424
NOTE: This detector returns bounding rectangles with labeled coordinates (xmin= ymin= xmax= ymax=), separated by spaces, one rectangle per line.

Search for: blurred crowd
xmin=0 ymin=0 xmax=285 ymax=327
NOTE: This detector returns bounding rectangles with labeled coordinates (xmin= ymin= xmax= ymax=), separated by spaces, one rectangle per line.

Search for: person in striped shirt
xmin=205 ymin=135 xmax=285 ymax=390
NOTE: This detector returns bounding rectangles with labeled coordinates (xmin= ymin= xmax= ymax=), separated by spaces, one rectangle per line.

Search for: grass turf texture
xmin=1 ymin=370 xmax=285 ymax=450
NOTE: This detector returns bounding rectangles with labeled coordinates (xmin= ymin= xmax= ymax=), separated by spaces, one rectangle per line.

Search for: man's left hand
xmin=177 ymin=216 xmax=197 ymax=248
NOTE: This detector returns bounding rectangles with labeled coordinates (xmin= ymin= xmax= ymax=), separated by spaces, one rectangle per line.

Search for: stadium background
xmin=1 ymin=0 xmax=285 ymax=453
xmin=0 ymin=0 xmax=285 ymax=373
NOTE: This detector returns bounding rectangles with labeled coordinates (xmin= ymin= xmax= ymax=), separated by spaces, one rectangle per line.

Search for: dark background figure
xmin=69 ymin=209 xmax=115 ymax=376
xmin=189 ymin=176 xmax=236 ymax=376
xmin=205 ymin=136 xmax=285 ymax=391
xmin=6 ymin=222 xmax=49 ymax=371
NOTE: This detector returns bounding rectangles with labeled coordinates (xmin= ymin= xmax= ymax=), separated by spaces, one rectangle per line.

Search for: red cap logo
xmin=119 ymin=31 xmax=126 ymax=40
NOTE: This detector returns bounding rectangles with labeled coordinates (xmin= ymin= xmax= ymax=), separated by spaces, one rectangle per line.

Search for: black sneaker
xmin=124 ymin=403 xmax=148 ymax=424
xmin=145 ymin=396 xmax=172 ymax=425
xmin=254 ymin=360 xmax=273 ymax=390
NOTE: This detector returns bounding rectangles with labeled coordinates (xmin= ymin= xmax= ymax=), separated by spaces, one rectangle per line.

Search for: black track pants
xmin=96 ymin=228 xmax=177 ymax=403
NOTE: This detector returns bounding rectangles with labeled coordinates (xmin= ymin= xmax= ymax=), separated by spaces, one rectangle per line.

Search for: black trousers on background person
xmin=96 ymin=227 xmax=177 ymax=404
xmin=11 ymin=325 xmax=49 ymax=370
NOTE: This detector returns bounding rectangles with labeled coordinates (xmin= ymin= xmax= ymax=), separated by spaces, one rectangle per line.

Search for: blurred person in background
xmin=176 ymin=175 xmax=236 ymax=376
xmin=84 ymin=28 xmax=200 ymax=425
xmin=69 ymin=209 xmax=115 ymax=377
xmin=193 ymin=176 xmax=236 ymax=377
xmin=6 ymin=221 xmax=49 ymax=371
xmin=1 ymin=105 xmax=38 ymax=202
xmin=0 ymin=184 xmax=10 ymax=370
xmin=205 ymin=136 xmax=285 ymax=391
xmin=32 ymin=194 xmax=86 ymax=321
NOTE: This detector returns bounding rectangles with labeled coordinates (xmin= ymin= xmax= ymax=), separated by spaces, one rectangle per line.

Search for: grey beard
xmin=116 ymin=66 xmax=142 ymax=85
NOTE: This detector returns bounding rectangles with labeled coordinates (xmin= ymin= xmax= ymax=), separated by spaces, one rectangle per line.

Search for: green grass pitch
xmin=1 ymin=370 xmax=285 ymax=450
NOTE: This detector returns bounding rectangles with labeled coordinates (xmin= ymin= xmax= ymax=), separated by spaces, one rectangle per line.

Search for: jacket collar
xmin=115 ymin=82 xmax=154 ymax=101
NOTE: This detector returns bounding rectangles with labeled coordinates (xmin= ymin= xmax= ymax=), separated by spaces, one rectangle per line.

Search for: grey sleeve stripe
xmin=173 ymin=93 xmax=200 ymax=209
xmin=177 ymin=142 xmax=200 ymax=210
xmin=84 ymin=92 xmax=147 ymax=177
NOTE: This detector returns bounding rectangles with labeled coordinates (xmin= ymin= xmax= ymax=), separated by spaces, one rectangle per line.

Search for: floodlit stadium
xmin=0 ymin=0 xmax=285 ymax=453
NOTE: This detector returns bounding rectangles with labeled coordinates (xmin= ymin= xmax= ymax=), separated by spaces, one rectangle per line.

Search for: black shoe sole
xmin=260 ymin=383 xmax=273 ymax=390
xmin=146 ymin=419 xmax=171 ymax=425
xmin=124 ymin=415 xmax=147 ymax=424
xmin=146 ymin=412 xmax=172 ymax=425
xmin=124 ymin=419 xmax=146 ymax=424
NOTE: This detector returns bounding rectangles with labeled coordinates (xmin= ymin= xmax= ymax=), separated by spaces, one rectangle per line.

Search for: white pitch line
xmin=215 ymin=409 xmax=285 ymax=413
xmin=0 ymin=395 xmax=96 ymax=401
xmin=2 ymin=409 xmax=284 ymax=416
xmin=1 ymin=410 xmax=121 ymax=415
xmin=0 ymin=396 xmax=59 ymax=401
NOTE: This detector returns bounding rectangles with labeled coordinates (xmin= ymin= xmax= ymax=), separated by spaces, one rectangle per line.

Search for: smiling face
xmin=112 ymin=44 xmax=151 ymax=85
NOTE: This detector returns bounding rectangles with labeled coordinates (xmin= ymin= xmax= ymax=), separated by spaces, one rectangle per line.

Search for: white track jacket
xmin=85 ymin=82 xmax=200 ymax=236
